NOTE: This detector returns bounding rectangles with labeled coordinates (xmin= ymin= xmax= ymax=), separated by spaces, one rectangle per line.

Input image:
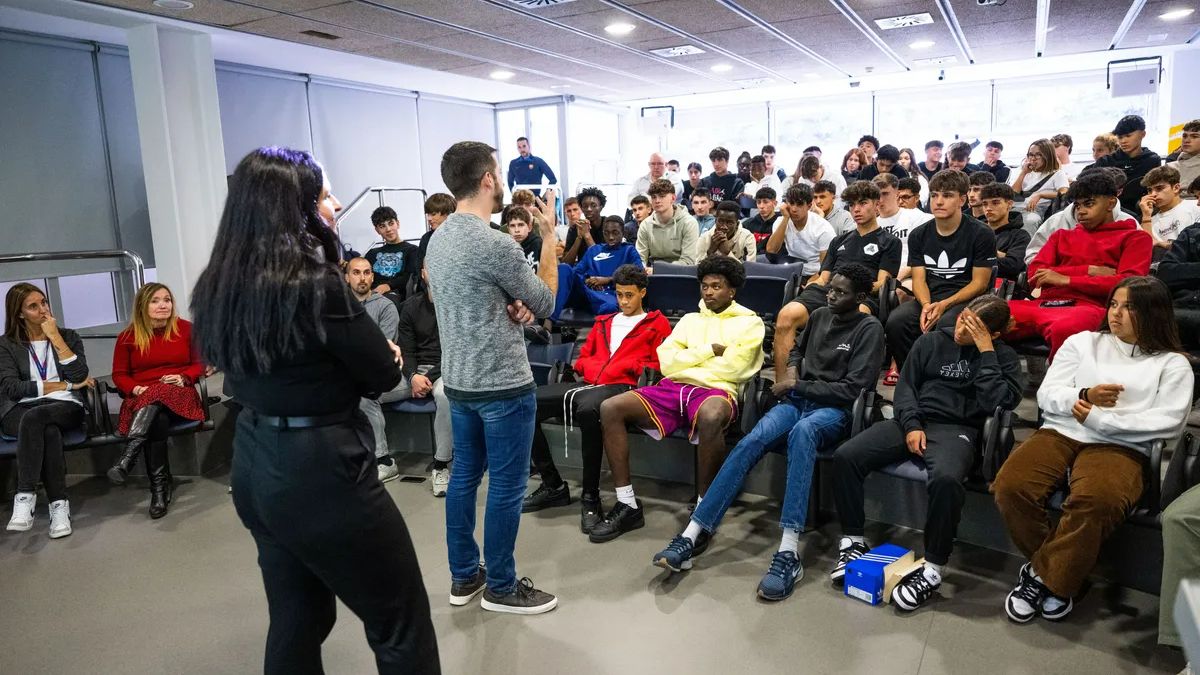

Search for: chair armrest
xmin=981 ymin=407 xmax=1015 ymax=482
xmin=739 ymin=375 xmax=763 ymax=436
xmin=95 ymin=380 xmax=117 ymax=435
xmin=197 ymin=377 xmax=212 ymax=421
xmin=1143 ymin=438 xmax=1166 ymax=516
xmin=878 ymin=276 xmax=898 ymax=325
xmin=637 ymin=367 xmax=663 ymax=388
xmin=851 ymin=389 xmax=875 ymax=436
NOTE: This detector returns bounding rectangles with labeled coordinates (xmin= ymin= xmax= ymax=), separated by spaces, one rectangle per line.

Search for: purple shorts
xmin=632 ymin=378 xmax=737 ymax=444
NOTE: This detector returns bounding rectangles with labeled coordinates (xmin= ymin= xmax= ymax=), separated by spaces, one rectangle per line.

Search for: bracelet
xmin=1080 ymin=387 xmax=1090 ymax=403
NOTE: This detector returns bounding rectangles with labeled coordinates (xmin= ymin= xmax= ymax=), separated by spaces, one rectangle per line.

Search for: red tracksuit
xmin=573 ymin=310 xmax=672 ymax=386
xmin=1007 ymin=218 xmax=1152 ymax=357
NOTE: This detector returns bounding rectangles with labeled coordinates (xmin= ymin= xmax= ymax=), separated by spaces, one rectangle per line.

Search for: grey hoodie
xmin=636 ymin=204 xmax=699 ymax=266
xmin=360 ymin=292 xmax=399 ymax=341
xmin=1170 ymin=152 xmax=1200 ymax=196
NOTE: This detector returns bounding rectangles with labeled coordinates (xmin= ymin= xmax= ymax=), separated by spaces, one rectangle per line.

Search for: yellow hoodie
xmin=657 ymin=300 xmax=765 ymax=396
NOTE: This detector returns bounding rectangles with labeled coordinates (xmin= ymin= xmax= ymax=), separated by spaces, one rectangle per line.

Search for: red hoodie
xmin=1028 ymin=218 xmax=1152 ymax=304
xmin=573 ymin=311 xmax=672 ymax=386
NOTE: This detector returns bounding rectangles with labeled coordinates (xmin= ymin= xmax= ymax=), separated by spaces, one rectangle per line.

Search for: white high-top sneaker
xmin=48 ymin=500 xmax=72 ymax=539
xmin=7 ymin=492 xmax=36 ymax=531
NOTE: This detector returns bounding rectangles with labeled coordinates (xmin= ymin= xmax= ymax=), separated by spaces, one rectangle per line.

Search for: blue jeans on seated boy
xmin=551 ymin=264 xmax=617 ymax=321
xmin=445 ymin=391 xmax=536 ymax=594
xmin=691 ymin=395 xmax=848 ymax=534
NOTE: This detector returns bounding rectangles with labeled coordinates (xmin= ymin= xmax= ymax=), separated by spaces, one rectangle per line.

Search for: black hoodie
xmin=1158 ymin=221 xmax=1200 ymax=298
xmin=895 ymin=327 xmax=1024 ymax=433
xmin=991 ymin=210 xmax=1031 ymax=281
xmin=786 ymin=307 xmax=886 ymax=408
xmin=1091 ymin=147 xmax=1162 ymax=214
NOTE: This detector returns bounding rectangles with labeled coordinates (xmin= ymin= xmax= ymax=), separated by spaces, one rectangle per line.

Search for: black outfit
xmin=741 ymin=212 xmax=780 ymax=254
xmin=365 ymin=242 xmax=419 ymax=300
xmin=834 ymin=328 xmax=1023 ymax=565
xmin=858 ymin=164 xmax=909 ymax=181
xmin=978 ymin=160 xmax=1012 ymax=183
xmin=701 ymin=172 xmax=745 ymax=204
xmin=795 ymin=226 xmax=902 ymax=314
xmin=1090 ymin=147 xmax=1162 ymax=214
xmin=0 ymin=330 xmax=89 ymax=502
xmin=519 ymin=236 xmax=543 ymax=274
xmin=885 ymin=216 xmax=997 ymax=367
xmin=396 ymin=292 xmax=442 ymax=384
xmin=843 ymin=169 xmax=861 ymax=183
xmin=226 ymin=270 xmax=439 ymax=675
xmin=916 ymin=162 xmax=940 ymax=181
xmin=680 ymin=180 xmax=702 ymax=208
xmin=786 ymin=308 xmax=885 ymax=406
xmin=1157 ymin=222 xmax=1200 ymax=350
xmin=564 ymin=221 xmax=604 ymax=262
xmin=992 ymin=211 xmax=1031 ymax=281
xmin=529 ymin=382 xmax=632 ymax=495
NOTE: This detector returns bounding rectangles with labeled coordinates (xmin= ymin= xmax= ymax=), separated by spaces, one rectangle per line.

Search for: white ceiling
xmin=78 ymin=0 xmax=1200 ymax=100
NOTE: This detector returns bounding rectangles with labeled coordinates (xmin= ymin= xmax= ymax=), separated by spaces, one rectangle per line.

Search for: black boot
xmin=147 ymin=440 xmax=172 ymax=519
xmin=107 ymin=405 xmax=158 ymax=485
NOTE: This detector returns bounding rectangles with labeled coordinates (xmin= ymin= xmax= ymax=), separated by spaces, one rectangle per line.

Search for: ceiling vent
xmin=913 ymin=55 xmax=958 ymax=66
xmin=505 ymin=0 xmax=581 ymax=7
xmin=300 ymin=29 xmax=340 ymax=40
xmin=875 ymin=13 xmax=934 ymax=30
xmin=649 ymin=45 xmax=705 ymax=57
xmin=735 ymin=77 xmax=775 ymax=86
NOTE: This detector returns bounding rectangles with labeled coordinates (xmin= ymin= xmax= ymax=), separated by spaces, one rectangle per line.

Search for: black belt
xmin=251 ymin=409 xmax=355 ymax=429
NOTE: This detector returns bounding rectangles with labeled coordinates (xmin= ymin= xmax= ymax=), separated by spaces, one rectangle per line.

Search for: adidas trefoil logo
xmin=923 ymin=250 xmax=968 ymax=278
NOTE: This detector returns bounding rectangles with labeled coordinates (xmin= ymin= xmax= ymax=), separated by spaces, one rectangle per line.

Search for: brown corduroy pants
xmin=992 ymin=428 xmax=1145 ymax=598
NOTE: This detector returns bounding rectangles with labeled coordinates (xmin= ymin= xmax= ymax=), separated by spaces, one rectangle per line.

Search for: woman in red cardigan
xmin=108 ymin=283 xmax=205 ymax=518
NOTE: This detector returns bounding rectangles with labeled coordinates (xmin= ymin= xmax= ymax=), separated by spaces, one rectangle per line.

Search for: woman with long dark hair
xmin=107 ymin=282 xmax=205 ymax=519
xmin=993 ymin=276 xmax=1193 ymax=626
xmin=191 ymin=147 xmax=438 ymax=674
xmin=2 ymin=283 xmax=93 ymax=538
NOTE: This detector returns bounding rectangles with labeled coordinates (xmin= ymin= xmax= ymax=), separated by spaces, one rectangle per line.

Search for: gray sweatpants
xmin=1161 ymin=483 xmax=1200 ymax=647
xmin=359 ymin=365 xmax=453 ymax=464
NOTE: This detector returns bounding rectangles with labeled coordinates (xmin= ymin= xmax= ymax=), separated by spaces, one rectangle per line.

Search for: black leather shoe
xmin=146 ymin=441 xmax=171 ymax=520
xmin=107 ymin=405 xmax=159 ymax=485
xmin=588 ymin=500 xmax=644 ymax=543
xmin=580 ymin=495 xmax=603 ymax=534
xmin=522 ymin=482 xmax=570 ymax=513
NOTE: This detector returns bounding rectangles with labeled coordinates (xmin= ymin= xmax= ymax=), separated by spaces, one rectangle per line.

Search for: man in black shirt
xmin=859 ymin=144 xmax=910 ymax=181
xmin=885 ymin=169 xmax=997 ymax=368
xmin=965 ymin=171 xmax=996 ymax=220
xmin=917 ymin=140 xmax=944 ymax=181
xmin=702 ymin=146 xmax=745 ymax=203
xmin=858 ymin=134 xmax=880 ymax=164
xmin=740 ymin=187 xmax=781 ymax=254
xmin=1157 ymin=221 xmax=1200 ymax=351
xmin=365 ymin=206 xmax=418 ymax=302
xmin=979 ymin=182 xmax=1030 ymax=282
xmin=978 ymin=141 xmax=1012 ymax=183
xmin=1089 ymin=115 xmax=1163 ymax=214
xmin=562 ymin=187 xmax=606 ymax=265
xmin=772 ymin=180 xmax=901 ymax=379
xmin=944 ymin=141 xmax=979 ymax=174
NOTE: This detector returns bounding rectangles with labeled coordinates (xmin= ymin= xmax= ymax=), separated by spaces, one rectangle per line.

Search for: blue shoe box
xmin=844 ymin=544 xmax=915 ymax=606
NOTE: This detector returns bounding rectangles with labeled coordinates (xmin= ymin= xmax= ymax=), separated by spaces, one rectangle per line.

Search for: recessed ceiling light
xmin=153 ymin=0 xmax=193 ymax=8
xmin=875 ymin=13 xmax=933 ymax=30
xmin=549 ymin=84 xmax=570 ymax=89
xmin=914 ymin=55 xmax=958 ymax=66
xmin=735 ymin=77 xmax=775 ymax=86
xmin=604 ymin=22 xmax=636 ymax=36
xmin=489 ymin=70 xmax=515 ymax=80
xmin=649 ymin=45 xmax=705 ymax=57
xmin=710 ymin=63 xmax=733 ymax=73
xmin=1160 ymin=8 xmax=1195 ymax=20
xmin=909 ymin=40 xmax=935 ymax=49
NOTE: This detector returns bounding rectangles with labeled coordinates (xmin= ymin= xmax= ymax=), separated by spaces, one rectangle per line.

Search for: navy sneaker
xmin=653 ymin=535 xmax=696 ymax=573
xmin=757 ymin=551 xmax=803 ymax=601
xmin=891 ymin=567 xmax=940 ymax=611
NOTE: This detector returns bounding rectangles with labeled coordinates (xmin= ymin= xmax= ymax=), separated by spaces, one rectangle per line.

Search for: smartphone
xmin=1040 ymin=299 xmax=1076 ymax=307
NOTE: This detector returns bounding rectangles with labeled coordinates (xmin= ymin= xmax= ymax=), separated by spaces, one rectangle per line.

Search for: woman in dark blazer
xmin=2 ymin=283 xmax=92 ymax=538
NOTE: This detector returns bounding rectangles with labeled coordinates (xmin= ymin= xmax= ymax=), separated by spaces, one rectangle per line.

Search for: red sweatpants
xmin=1005 ymin=300 xmax=1107 ymax=359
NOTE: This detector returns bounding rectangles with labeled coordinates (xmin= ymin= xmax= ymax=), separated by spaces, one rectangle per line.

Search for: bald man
xmin=629 ymin=152 xmax=684 ymax=205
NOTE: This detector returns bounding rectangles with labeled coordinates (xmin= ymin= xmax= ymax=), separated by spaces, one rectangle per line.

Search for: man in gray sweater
xmin=425 ymin=141 xmax=560 ymax=615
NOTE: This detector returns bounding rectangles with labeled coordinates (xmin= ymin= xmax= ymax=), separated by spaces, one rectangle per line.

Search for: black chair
xmin=0 ymin=384 xmax=107 ymax=458
xmin=527 ymin=341 xmax=576 ymax=387
xmin=652 ymin=263 xmax=696 ymax=277
xmin=738 ymin=275 xmax=797 ymax=323
xmin=645 ymin=274 xmax=700 ymax=320
xmin=744 ymin=261 xmax=805 ymax=284
xmin=556 ymin=307 xmax=597 ymax=328
xmin=1161 ymin=431 xmax=1200 ymax=513
xmin=98 ymin=378 xmax=215 ymax=439
xmin=870 ymin=406 xmax=1015 ymax=485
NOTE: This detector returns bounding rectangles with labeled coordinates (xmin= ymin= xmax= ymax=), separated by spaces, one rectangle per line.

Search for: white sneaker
xmin=431 ymin=467 xmax=450 ymax=497
xmin=48 ymin=500 xmax=72 ymax=539
xmin=377 ymin=462 xmax=400 ymax=484
xmin=7 ymin=492 xmax=36 ymax=532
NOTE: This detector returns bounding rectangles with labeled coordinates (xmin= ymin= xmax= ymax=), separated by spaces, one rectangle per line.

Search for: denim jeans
xmin=445 ymin=390 xmax=536 ymax=594
xmin=691 ymin=396 xmax=847 ymax=533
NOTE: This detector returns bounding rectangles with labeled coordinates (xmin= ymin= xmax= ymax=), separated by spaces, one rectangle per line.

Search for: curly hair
xmin=696 ymin=255 xmax=746 ymax=289
xmin=612 ymin=264 xmax=648 ymax=289
xmin=576 ymin=186 xmax=607 ymax=209
xmin=832 ymin=263 xmax=874 ymax=296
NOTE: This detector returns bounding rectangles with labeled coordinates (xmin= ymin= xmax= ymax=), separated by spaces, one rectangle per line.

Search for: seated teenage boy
xmin=635 ymin=178 xmax=699 ymax=270
xmin=832 ymin=295 xmax=1024 ymax=610
xmin=813 ymin=179 xmax=856 ymax=235
xmin=1139 ymin=165 xmax=1200 ymax=250
xmin=591 ymin=257 xmax=765 ymax=543
xmin=652 ymin=264 xmax=885 ymax=600
xmin=965 ymin=171 xmax=996 ymax=220
xmin=562 ymin=187 xmax=607 ymax=265
xmin=365 ymin=206 xmax=419 ymax=302
xmin=1156 ymin=221 xmax=1200 ymax=351
xmin=697 ymin=200 xmax=757 ymax=262
xmin=978 ymin=182 xmax=1031 ymax=282
xmin=523 ymin=265 xmax=671 ymax=533
xmin=739 ymin=187 xmax=782 ymax=254
xmin=771 ymin=180 xmax=901 ymax=380
xmin=885 ymin=169 xmax=997 ymax=368
xmin=553 ymin=217 xmax=644 ymax=319
xmin=625 ymin=195 xmax=651 ymax=243
xmin=691 ymin=188 xmax=717 ymax=235
xmin=1005 ymin=170 xmax=1152 ymax=358
xmin=417 ymin=193 xmax=455 ymax=272
xmin=765 ymin=184 xmax=835 ymax=274
xmin=1024 ymin=167 xmax=1131 ymax=264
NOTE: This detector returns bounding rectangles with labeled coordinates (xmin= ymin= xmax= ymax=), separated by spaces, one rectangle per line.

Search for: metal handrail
xmin=336 ymin=186 xmax=429 ymax=227
xmin=0 ymin=249 xmax=145 ymax=288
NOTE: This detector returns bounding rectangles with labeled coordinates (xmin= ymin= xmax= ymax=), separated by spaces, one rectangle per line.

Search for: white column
xmin=126 ymin=24 xmax=226 ymax=318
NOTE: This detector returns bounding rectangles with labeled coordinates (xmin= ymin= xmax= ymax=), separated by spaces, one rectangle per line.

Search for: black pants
xmin=231 ymin=410 xmax=439 ymax=675
xmin=530 ymin=382 xmax=632 ymax=497
xmin=2 ymin=399 xmax=84 ymax=501
xmin=1176 ymin=305 xmax=1200 ymax=352
xmin=884 ymin=300 xmax=965 ymax=368
xmin=832 ymin=419 xmax=977 ymax=566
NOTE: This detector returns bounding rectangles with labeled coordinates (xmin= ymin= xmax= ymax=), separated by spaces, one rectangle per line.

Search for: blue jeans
xmin=691 ymin=396 xmax=847 ymax=533
xmin=445 ymin=391 xmax=536 ymax=594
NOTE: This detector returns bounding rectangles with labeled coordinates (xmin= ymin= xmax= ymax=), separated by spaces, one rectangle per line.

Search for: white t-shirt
xmin=1151 ymin=200 xmax=1200 ymax=243
xmin=1010 ymin=169 xmax=1068 ymax=205
xmin=609 ymin=313 xmax=645 ymax=354
xmin=21 ymin=340 xmax=80 ymax=405
xmin=781 ymin=212 xmax=835 ymax=274
xmin=876 ymin=208 xmax=929 ymax=264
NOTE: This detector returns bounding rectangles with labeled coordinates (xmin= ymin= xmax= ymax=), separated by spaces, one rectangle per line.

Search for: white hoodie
xmin=1038 ymin=331 xmax=1194 ymax=457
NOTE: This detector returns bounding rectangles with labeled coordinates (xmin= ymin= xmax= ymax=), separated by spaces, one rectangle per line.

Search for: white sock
xmin=696 ymin=495 xmax=703 ymax=506
xmin=840 ymin=535 xmax=866 ymax=550
xmin=615 ymin=485 xmax=638 ymax=508
xmin=682 ymin=520 xmax=704 ymax=543
xmin=923 ymin=563 xmax=943 ymax=585
xmin=778 ymin=528 xmax=801 ymax=554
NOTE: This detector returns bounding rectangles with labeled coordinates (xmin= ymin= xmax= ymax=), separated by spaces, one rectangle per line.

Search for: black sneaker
xmin=692 ymin=530 xmax=712 ymax=557
xmin=580 ymin=495 xmax=603 ymax=534
xmin=830 ymin=541 xmax=869 ymax=583
xmin=588 ymin=500 xmax=644 ymax=543
xmin=891 ymin=567 xmax=940 ymax=611
xmin=1005 ymin=573 xmax=1047 ymax=623
xmin=480 ymin=577 xmax=558 ymax=615
xmin=522 ymin=482 xmax=570 ymax=513
xmin=1040 ymin=591 xmax=1073 ymax=621
xmin=449 ymin=565 xmax=486 ymax=606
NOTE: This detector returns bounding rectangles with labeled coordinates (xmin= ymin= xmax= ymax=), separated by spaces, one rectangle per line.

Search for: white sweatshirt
xmin=1038 ymin=331 xmax=1194 ymax=456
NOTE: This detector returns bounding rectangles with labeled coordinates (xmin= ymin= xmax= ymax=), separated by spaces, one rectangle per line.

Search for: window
xmin=567 ymin=104 xmax=623 ymax=213
xmin=873 ymin=83 xmax=993 ymax=161
xmin=772 ymin=95 xmax=873 ymax=173
xmin=666 ymin=103 xmax=768 ymax=178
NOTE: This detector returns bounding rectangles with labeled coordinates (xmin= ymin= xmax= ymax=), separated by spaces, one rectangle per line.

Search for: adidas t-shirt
xmin=877 ymin=208 xmax=929 ymax=264
xmin=820 ymin=226 xmax=902 ymax=278
xmin=907 ymin=215 xmax=998 ymax=302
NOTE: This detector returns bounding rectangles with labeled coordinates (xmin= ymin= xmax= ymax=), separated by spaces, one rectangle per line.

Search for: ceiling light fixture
xmin=710 ymin=63 xmax=733 ymax=73
xmin=1160 ymin=8 xmax=1195 ymax=20
xmin=604 ymin=22 xmax=636 ymax=36
xmin=875 ymin=13 xmax=934 ymax=29
xmin=489 ymin=70 xmax=515 ymax=80
xmin=909 ymin=40 xmax=935 ymax=49
xmin=152 ymin=0 xmax=193 ymax=8
xmin=649 ymin=45 xmax=705 ymax=57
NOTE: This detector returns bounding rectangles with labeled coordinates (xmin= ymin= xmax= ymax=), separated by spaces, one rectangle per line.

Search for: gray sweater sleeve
xmin=492 ymin=236 xmax=555 ymax=318
xmin=377 ymin=301 xmax=399 ymax=342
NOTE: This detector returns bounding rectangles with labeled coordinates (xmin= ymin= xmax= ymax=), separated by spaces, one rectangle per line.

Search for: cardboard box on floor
xmin=844 ymin=544 xmax=925 ymax=606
